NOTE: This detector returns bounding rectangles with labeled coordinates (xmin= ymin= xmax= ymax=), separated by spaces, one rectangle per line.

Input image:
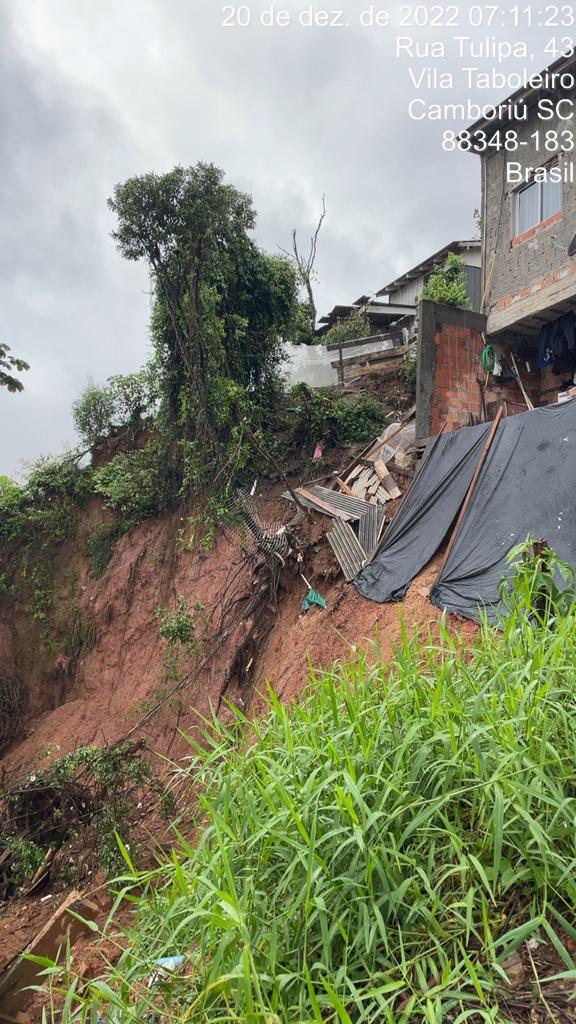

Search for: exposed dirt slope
xmin=0 ymin=483 xmax=475 ymax=784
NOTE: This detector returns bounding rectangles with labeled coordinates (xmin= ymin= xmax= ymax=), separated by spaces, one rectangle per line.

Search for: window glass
xmin=542 ymin=177 xmax=562 ymax=221
xmin=517 ymin=181 xmax=540 ymax=234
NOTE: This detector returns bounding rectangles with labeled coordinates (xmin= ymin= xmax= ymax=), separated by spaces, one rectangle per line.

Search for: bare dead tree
xmin=280 ymin=195 xmax=326 ymax=330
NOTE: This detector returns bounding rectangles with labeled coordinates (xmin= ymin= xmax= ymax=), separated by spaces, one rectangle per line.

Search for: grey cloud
xmin=0 ymin=0 xmax=556 ymax=476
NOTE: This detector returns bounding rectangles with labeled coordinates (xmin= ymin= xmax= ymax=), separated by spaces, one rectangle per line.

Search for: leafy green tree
xmin=107 ymin=163 xmax=297 ymax=495
xmin=109 ymin=163 xmax=299 ymax=489
xmin=421 ymin=252 xmax=470 ymax=308
xmin=73 ymin=369 xmax=158 ymax=448
xmin=0 ymin=477 xmax=20 ymax=510
xmin=287 ymin=302 xmax=316 ymax=346
xmin=0 ymin=343 xmax=29 ymax=393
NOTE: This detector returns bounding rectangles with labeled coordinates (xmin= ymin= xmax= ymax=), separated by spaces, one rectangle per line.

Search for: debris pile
xmin=284 ymin=409 xmax=416 ymax=579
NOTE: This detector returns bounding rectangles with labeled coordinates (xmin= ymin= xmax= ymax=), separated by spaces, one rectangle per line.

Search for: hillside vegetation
xmin=42 ymin=546 xmax=576 ymax=1023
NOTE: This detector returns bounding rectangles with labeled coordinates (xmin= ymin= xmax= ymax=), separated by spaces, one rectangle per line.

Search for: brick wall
xmin=417 ymin=302 xmax=488 ymax=438
xmin=417 ymin=301 xmax=548 ymax=439
xmin=431 ymin=320 xmax=485 ymax=434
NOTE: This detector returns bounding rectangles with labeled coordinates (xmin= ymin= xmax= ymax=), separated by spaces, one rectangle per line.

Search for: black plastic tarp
xmin=431 ymin=403 xmax=576 ymax=622
xmin=354 ymin=421 xmax=492 ymax=603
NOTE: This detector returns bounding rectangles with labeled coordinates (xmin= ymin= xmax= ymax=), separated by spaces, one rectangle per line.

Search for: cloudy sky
xmin=0 ymin=1 xmax=556 ymax=476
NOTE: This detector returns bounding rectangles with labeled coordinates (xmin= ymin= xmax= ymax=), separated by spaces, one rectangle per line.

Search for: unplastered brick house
xmin=416 ymin=52 xmax=576 ymax=439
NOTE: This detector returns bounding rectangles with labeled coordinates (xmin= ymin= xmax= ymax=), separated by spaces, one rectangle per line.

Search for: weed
xmin=37 ymin=548 xmax=576 ymax=1022
xmin=58 ymin=608 xmax=97 ymax=660
xmin=291 ymin=383 xmax=386 ymax=449
xmin=0 ymin=837 xmax=44 ymax=885
xmin=87 ymin=525 xmax=123 ymax=578
xmin=156 ymin=597 xmax=200 ymax=650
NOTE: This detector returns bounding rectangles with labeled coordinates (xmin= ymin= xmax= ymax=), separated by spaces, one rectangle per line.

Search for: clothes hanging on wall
xmin=538 ymin=312 xmax=576 ymax=374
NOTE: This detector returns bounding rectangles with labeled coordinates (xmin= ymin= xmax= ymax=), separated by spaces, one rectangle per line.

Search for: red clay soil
xmin=0 ymin=509 xmax=254 ymax=779
xmin=256 ymin=553 xmax=477 ymax=705
xmin=0 ymin=482 xmax=480 ymax=1011
xmin=0 ymin=488 xmax=477 ymax=782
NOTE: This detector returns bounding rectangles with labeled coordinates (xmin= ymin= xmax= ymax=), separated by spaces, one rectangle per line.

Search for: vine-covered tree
xmin=108 ymin=163 xmax=299 ymax=489
xmin=421 ymin=253 xmax=471 ymax=309
xmin=0 ymin=343 xmax=29 ymax=393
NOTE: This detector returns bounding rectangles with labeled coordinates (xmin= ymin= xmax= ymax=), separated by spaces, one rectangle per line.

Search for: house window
xmin=516 ymin=172 xmax=561 ymax=235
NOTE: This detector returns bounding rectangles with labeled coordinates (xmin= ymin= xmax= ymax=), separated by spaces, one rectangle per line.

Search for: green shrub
xmin=291 ymin=384 xmax=385 ymax=448
xmin=0 ymin=837 xmax=44 ymax=884
xmin=73 ymin=368 xmax=158 ymax=448
xmin=86 ymin=525 xmax=124 ymax=578
xmin=0 ymin=453 xmax=91 ymax=550
xmin=156 ymin=597 xmax=200 ymax=650
xmin=92 ymin=438 xmax=170 ymax=529
xmin=50 ymin=546 xmax=576 ymax=1022
xmin=322 ymin=309 xmax=372 ymax=347
xmin=0 ymin=475 xmax=20 ymax=503
xmin=57 ymin=608 xmax=97 ymax=659
xmin=422 ymin=252 xmax=471 ymax=309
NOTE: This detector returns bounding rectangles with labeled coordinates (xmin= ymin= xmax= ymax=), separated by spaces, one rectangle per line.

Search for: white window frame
xmin=515 ymin=165 xmax=561 ymax=236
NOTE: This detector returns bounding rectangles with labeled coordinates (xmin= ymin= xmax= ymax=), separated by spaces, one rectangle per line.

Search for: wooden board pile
xmin=343 ymin=456 xmax=401 ymax=504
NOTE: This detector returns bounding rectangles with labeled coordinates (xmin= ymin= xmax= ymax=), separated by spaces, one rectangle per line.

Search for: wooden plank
xmin=295 ymin=487 xmax=350 ymax=520
xmin=387 ymin=461 xmax=415 ymax=479
xmin=0 ymin=892 xmax=98 ymax=1018
xmin=325 ymin=330 xmax=404 ymax=352
xmin=344 ymin=463 xmax=364 ymax=486
xmin=335 ymin=476 xmax=354 ymax=497
xmin=340 ymin=360 xmax=404 ymax=380
xmin=373 ymin=460 xmax=402 ymax=499
xmin=331 ymin=344 xmax=410 ymax=370
xmin=509 ymin=352 xmax=535 ymax=411
xmin=434 ymin=407 xmax=504 ymax=584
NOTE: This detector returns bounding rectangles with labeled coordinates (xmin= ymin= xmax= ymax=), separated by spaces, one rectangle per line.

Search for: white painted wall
xmin=282 ymin=343 xmax=339 ymax=388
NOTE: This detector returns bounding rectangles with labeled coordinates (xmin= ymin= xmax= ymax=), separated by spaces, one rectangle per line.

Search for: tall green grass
xmin=41 ymin=552 xmax=576 ymax=1022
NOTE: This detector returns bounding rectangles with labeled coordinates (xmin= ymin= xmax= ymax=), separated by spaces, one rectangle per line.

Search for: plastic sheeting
xmin=431 ymin=403 xmax=576 ymax=622
xmin=354 ymin=421 xmax=491 ymax=603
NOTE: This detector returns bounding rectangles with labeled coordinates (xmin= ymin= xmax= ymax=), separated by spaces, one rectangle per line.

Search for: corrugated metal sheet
xmin=308 ymin=485 xmax=374 ymax=520
xmin=282 ymin=489 xmax=354 ymax=520
xmin=358 ymin=505 xmax=385 ymax=559
xmin=327 ymin=520 xmax=367 ymax=581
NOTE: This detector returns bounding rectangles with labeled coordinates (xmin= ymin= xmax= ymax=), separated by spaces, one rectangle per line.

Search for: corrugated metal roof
xmin=308 ymin=485 xmax=374 ymax=520
xmin=326 ymin=520 xmax=367 ymax=581
xmin=282 ymin=489 xmax=354 ymax=520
